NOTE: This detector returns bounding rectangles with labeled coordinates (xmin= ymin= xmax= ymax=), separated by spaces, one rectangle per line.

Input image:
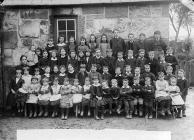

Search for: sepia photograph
xmin=0 ymin=0 xmax=194 ymax=140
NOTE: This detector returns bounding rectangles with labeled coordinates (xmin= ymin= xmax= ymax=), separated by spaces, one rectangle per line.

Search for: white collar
xmin=93 ymin=83 xmax=101 ymax=87
xmin=68 ymin=70 xmax=74 ymax=74
xmin=127 ymin=56 xmax=133 ymax=59
xmin=115 ymin=74 xmax=122 ymax=77
xmin=51 ymin=57 xmax=57 ymax=60
xmin=122 ymin=85 xmax=130 ymax=88
xmin=117 ymin=58 xmax=124 ymax=61
xmin=59 ymin=73 xmax=66 ymax=76
xmin=44 ymin=73 xmax=50 ymax=77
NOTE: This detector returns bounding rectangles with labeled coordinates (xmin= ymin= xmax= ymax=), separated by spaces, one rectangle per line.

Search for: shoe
xmin=134 ymin=110 xmax=138 ymax=115
xmin=149 ymin=115 xmax=153 ymax=119
xmin=182 ymin=111 xmax=186 ymax=117
xmin=33 ymin=112 xmax=37 ymax=118
xmin=44 ymin=112 xmax=48 ymax=117
xmin=29 ymin=112 xmax=33 ymax=118
xmin=117 ymin=109 xmax=121 ymax=114
xmin=101 ymin=115 xmax=104 ymax=120
xmin=88 ymin=111 xmax=91 ymax=117
xmin=24 ymin=111 xmax=27 ymax=117
xmin=80 ymin=111 xmax=84 ymax=117
xmin=38 ymin=111 xmax=43 ymax=117
xmin=167 ymin=110 xmax=172 ymax=116
xmin=95 ymin=116 xmax=100 ymax=120
xmin=55 ymin=112 xmax=58 ymax=117
xmin=139 ymin=111 xmax=143 ymax=117
xmin=160 ymin=110 xmax=165 ymax=116
xmin=64 ymin=116 xmax=68 ymax=120
xmin=61 ymin=114 xmax=65 ymax=120
xmin=51 ymin=112 xmax=55 ymax=118
xmin=126 ymin=114 xmax=130 ymax=119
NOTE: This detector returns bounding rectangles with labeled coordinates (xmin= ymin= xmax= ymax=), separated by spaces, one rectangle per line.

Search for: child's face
xmin=159 ymin=75 xmax=164 ymax=81
xmin=115 ymin=68 xmax=121 ymax=75
xmin=154 ymin=34 xmax=160 ymax=40
xmin=91 ymin=66 xmax=97 ymax=72
xmin=53 ymin=80 xmax=58 ymax=85
xmin=139 ymin=51 xmax=145 ymax=57
xmin=32 ymin=79 xmax=37 ymax=84
xmin=103 ymin=67 xmax=109 ymax=73
xmin=93 ymin=79 xmax=99 ymax=85
xmin=170 ymin=79 xmax=177 ymax=86
xmin=166 ymin=67 xmax=173 ymax=74
xmin=112 ymin=81 xmax=117 ymax=87
xmin=21 ymin=56 xmax=27 ymax=64
xmin=123 ymin=81 xmax=128 ymax=87
xmin=101 ymin=35 xmax=107 ymax=42
xmin=126 ymin=66 xmax=131 ymax=72
xmin=16 ymin=70 xmax=22 ymax=78
xmin=24 ymin=69 xmax=29 ymax=75
xmin=60 ymin=49 xmax=66 ymax=56
xmin=79 ymin=51 xmax=84 ymax=57
xmin=139 ymin=35 xmax=145 ymax=41
xmin=80 ymin=67 xmax=86 ymax=72
xmin=128 ymin=51 xmax=133 ymax=58
xmin=35 ymin=70 xmax=40 ymax=75
xmin=59 ymin=37 xmax=64 ymax=43
xmin=60 ymin=67 xmax=66 ymax=73
xmin=48 ymin=39 xmax=53 ymax=45
xmin=90 ymin=36 xmax=95 ymax=42
xmin=135 ymin=68 xmax=140 ymax=75
xmin=68 ymin=65 xmax=74 ymax=72
xmin=113 ymin=30 xmax=119 ymax=38
xmin=85 ymin=78 xmax=90 ymax=85
xmin=145 ymin=66 xmax=150 ymax=72
xmin=107 ymin=51 xmax=112 ymax=57
xmin=102 ymin=82 xmax=108 ymax=88
xmin=117 ymin=53 xmax=123 ymax=59
xmin=53 ymin=66 xmax=58 ymax=73
xmin=43 ymin=51 xmax=48 ymax=58
xmin=86 ymin=51 xmax=91 ymax=57
xmin=160 ymin=55 xmax=165 ymax=61
xmin=43 ymin=81 xmax=48 ymax=86
xmin=167 ymin=49 xmax=173 ymax=55
xmin=81 ymin=39 xmax=86 ymax=45
xmin=69 ymin=37 xmax=75 ymax=43
xmin=134 ymin=79 xmax=139 ymax=84
xmin=145 ymin=79 xmax=151 ymax=86
xmin=74 ymin=80 xmax=79 ymax=86
xmin=45 ymin=67 xmax=51 ymax=73
xmin=178 ymin=71 xmax=184 ymax=78
xmin=31 ymin=46 xmax=36 ymax=51
xmin=64 ymin=80 xmax=69 ymax=86
xmin=35 ymin=50 xmax=41 ymax=56
xmin=128 ymin=34 xmax=134 ymax=41
xmin=51 ymin=51 xmax=57 ymax=57
xmin=149 ymin=52 xmax=154 ymax=59
xmin=96 ymin=50 xmax=101 ymax=57
xmin=70 ymin=52 xmax=76 ymax=58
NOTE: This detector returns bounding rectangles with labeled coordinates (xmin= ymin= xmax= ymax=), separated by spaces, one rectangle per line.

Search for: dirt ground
xmin=1 ymin=88 xmax=194 ymax=140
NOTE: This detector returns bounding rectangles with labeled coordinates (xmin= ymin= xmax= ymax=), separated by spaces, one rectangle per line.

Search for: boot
xmin=94 ymin=109 xmax=100 ymax=120
xmin=38 ymin=106 xmax=43 ymax=117
xmin=182 ymin=110 xmax=186 ymax=117
xmin=33 ymin=112 xmax=37 ymax=118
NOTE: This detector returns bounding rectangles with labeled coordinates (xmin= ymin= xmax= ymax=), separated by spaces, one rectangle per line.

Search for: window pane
xmin=58 ymin=20 xmax=66 ymax=30
xmin=67 ymin=31 xmax=75 ymax=40
xmin=67 ymin=20 xmax=75 ymax=30
xmin=59 ymin=31 xmax=66 ymax=42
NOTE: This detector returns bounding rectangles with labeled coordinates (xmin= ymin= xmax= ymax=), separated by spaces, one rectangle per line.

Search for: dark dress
xmin=78 ymin=71 xmax=88 ymax=86
xmin=58 ymin=55 xmax=68 ymax=67
xmin=102 ymin=88 xmax=112 ymax=105
xmin=85 ymin=56 xmax=93 ymax=72
xmin=91 ymin=56 xmax=104 ymax=73
xmin=90 ymin=85 xmax=105 ymax=107
xmin=132 ymin=84 xmax=143 ymax=99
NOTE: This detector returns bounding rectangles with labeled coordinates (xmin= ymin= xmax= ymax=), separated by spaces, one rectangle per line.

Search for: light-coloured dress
xmin=60 ymin=85 xmax=73 ymax=108
xmin=82 ymin=85 xmax=91 ymax=105
xmin=71 ymin=85 xmax=83 ymax=104
xmin=22 ymin=74 xmax=32 ymax=89
xmin=167 ymin=85 xmax=184 ymax=105
xmin=38 ymin=85 xmax=51 ymax=105
xmin=99 ymin=43 xmax=110 ymax=57
xmin=50 ymin=84 xmax=61 ymax=102
xmin=155 ymin=80 xmax=169 ymax=98
xmin=26 ymin=83 xmax=40 ymax=104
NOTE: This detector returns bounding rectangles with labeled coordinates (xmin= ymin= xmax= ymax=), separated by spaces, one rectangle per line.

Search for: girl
xmin=46 ymin=38 xmax=56 ymax=55
xmin=155 ymin=72 xmax=171 ymax=116
xmin=58 ymin=48 xmax=68 ymax=67
xmin=77 ymin=50 xmax=86 ymax=68
xmin=60 ymin=77 xmax=73 ymax=120
xmin=125 ymin=50 xmax=136 ymax=73
xmin=90 ymin=77 xmax=105 ymax=120
xmin=67 ymin=64 xmax=77 ymax=85
xmin=50 ymin=77 xmax=61 ymax=118
xmin=68 ymin=36 xmax=77 ymax=54
xmin=68 ymin=50 xmax=79 ymax=72
xmin=88 ymin=34 xmax=98 ymax=56
xmin=71 ymin=79 xmax=83 ymax=117
xmin=35 ymin=47 xmax=42 ymax=61
xmin=15 ymin=80 xmax=28 ymax=115
xmin=85 ymin=48 xmax=93 ymax=72
xmin=41 ymin=66 xmax=52 ymax=83
xmin=78 ymin=64 xmax=88 ymax=86
xmin=51 ymin=65 xmax=59 ymax=81
xmin=101 ymin=80 xmax=112 ymax=115
xmin=38 ymin=77 xmax=52 ymax=117
xmin=7 ymin=67 xmax=24 ymax=116
xmin=58 ymin=65 xmax=67 ymax=85
xmin=177 ymin=69 xmax=188 ymax=117
xmin=57 ymin=35 xmax=68 ymax=53
xmin=34 ymin=67 xmax=41 ymax=83
xmin=38 ymin=50 xmax=49 ymax=74
xmin=81 ymin=77 xmax=91 ymax=117
xmin=19 ymin=55 xmax=28 ymax=70
xmin=49 ymin=50 xmax=58 ymax=69
xmin=78 ymin=36 xmax=89 ymax=54
xmin=27 ymin=76 xmax=40 ymax=118
xmin=22 ymin=66 xmax=32 ymax=89
xmin=99 ymin=34 xmax=110 ymax=57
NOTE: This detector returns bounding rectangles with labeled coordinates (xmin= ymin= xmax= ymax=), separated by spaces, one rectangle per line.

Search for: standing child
xmin=115 ymin=51 xmax=125 ymax=71
xmin=50 ymin=77 xmax=61 ymax=118
xmin=60 ymin=77 xmax=73 ymax=120
xmin=78 ymin=36 xmax=89 ymax=54
xmin=68 ymin=50 xmax=79 ymax=72
xmin=91 ymin=49 xmax=104 ymax=73
xmin=88 ymin=34 xmax=98 ymax=56
xmin=164 ymin=65 xmax=174 ymax=82
xmin=57 ymin=35 xmax=68 ymax=53
xmin=118 ymin=79 xmax=134 ymax=119
xmin=7 ymin=67 xmax=24 ymax=116
xmin=142 ymin=64 xmax=156 ymax=86
xmin=155 ymin=72 xmax=171 ymax=116
xmin=132 ymin=77 xmax=143 ymax=117
xmin=41 ymin=66 xmax=52 ymax=83
xmin=66 ymin=64 xmax=77 ymax=84
xmin=101 ymin=66 xmax=112 ymax=85
xmin=126 ymin=33 xmax=136 ymax=56
xmin=27 ymin=76 xmax=40 ymax=118
xmin=136 ymin=49 xmax=147 ymax=74
xmin=88 ymin=64 xmax=102 ymax=84
xmin=58 ymin=65 xmax=66 ymax=85
xmin=49 ymin=50 xmax=58 ymax=70
xmin=38 ymin=50 xmax=49 ymax=74
xmin=114 ymin=67 xmax=123 ymax=88
xmin=177 ymin=69 xmax=188 ymax=117
xmin=123 ymin=65 xmax=133 ymax=86
xmin=101 ymin=80 xmax=112 ymax=115
xmin=38 ymin=77 xmax=52 ymax=117
xmin=125 ymin=50 xmax=136 ymax=73
xmin=22 ymin=66 xmax=32 ymax=89
xmin=158 ymin=55 xmax=168 ymax=74
xmin=142 ymin=77 xmax=155 ymax=119
xmin=146 ymin=51 xmax=159 ymax=76
xmin=67 ymin=36 xmax=77 ymax=54
xmin=51 ymin=65 xmax=59 ymax=82
xmin=134 ymin=67 xmax=144 ymax=85
xmin=104 ymin=49 xmax=116 ymax=75
xmin=81 ymin=77 xmax=91 ymax=117
xmin=90 ymin=77 xmax=105 ymax=120
xmin=110 ymin=79 xmax=120 ymax=114
xmin=77 ymin=50 xmax=86 ymax=68
xmin=85 ymin=49 xmax=93 ymax=72
xmin=46 ymin=38 xmax=57 ymax=55
xmin=99 ymin=34 xmax=110 ymax=57
xmin=34 ymin=67 xmax=41 ymax=83
xmin=78 ymin=64 xmax=88 ymax=86
xmin=58 ymin=48 xmax=68 ymax=67
xmin=35 ymin=48 xmax=42 ymax=61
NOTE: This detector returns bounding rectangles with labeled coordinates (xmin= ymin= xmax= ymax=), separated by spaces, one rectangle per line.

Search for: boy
xmin=115 ymin=51 xmax=125 ymax=71
xmin=125 ymin=50 xmax=136 ymax=73
xmin=165 ymin=47 xmax=178 ymax=74
xmin=91 ymin=49 xmax=104 ymax=73
xmin=125 ymin=33 xmax=136 ymax=56
xmin=142 ymin=64 xmax=156 ymax=85
xmin=145 ymin=51 xmax=159 ymax=76
xmin=123 ymin=65 xmax=133 ymax=86
xmin=118 ymin=79 xmax=134 ymax=119
xmin=85 ymin=48 xmax=93 ymax=72
xmin=88 ymin=64 xmax=102 ymax=84
xmin=164 ymin=65 xmax=174 ymax=82
xmin=104 ymin=49 xmax=116 ymax=75
xmin=132 ymin=77 xmax=143 ymax=117
xmin=110 ymin=29 xmax=126 ymax=57
xmin=78 ymin=64 xmax=88 ymax=86
xmin=114 ymin=67 xmax=123 ymax=88
xmin=142 ymin=77 xmax=155 ymax=119
xmin=110 ymin=79 xmax=120 ymax=113
xmin=136 ymin=49 xmax=147 ymax=74
xmin=135 ymin=33 xmax=148 ymax=57
xmin=101 ymin=65 xmax=112 ymax=85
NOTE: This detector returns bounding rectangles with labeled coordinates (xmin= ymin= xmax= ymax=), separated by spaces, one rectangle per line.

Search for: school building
xmin=0 ymin=0 xmax=192 ymax=109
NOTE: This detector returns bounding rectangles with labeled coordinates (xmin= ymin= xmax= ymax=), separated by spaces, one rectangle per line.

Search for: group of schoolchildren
xmin=7 ymin=30 xmax=189 ymax=120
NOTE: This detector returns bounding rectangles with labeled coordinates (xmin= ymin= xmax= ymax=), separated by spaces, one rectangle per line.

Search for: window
xmin=57 ymin=18 xmax=77 ymax=42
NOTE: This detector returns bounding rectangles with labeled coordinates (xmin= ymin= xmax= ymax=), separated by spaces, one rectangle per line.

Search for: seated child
xmin=26 ymin=76 xmax=40 ymax=118
xmin=102 ymin=80 xmax=112 ymax=115
xmin=115 ymin=51 xmax=125 ymax=71
xmin=60 ymin=77 xmax=73 ymax=120
xmin=142 ymin=64 xmax=156 ymax=86
xmin=142 ymin=77 xmax=155 ymax=119
xmin=110 ymin=79 xmax=120 ymax=114
xmin=118 ymin=79 xmax=134 ymax=119
xmin=101 ymin=65 xmax=112 ymax=86
xmin=38 ymin=50 xmax=49 ymax=75
xmin=66 ymin=64 xmax=77 ymax=85
xmin=136 ymin=49 xmax=147 ymax=74
xmin=34 ymin=67 xmax=41 ymax=83
xmin=125 ymin=50 xmax=136 ymax=73
xmin=123 ymin=65 xmax=133 ymax=86
xmin=58 ymin=48 xmax=68 ymax=67
xmin=177 ymin=69 xmax=188 ymax=117
xmin=81 ymin=77 xmax=91 ymax=117
xmin=50 ymin=77 xmax=61 ymax=118
xmin=68 ymin=50 xmax=79 ymax=72
xmin=104 ymin=48 xmax=116 ymax=75
xmin=38 ymin=77 xmax=52 ymax=117
xmin=155 ymin=72 xmax=171 ymax=116
xmin=58 ymin=65 xmax=67 ymax=85
xmin=88 ymin=64 xmax=102 ymax=84
xmin=90 ymin=77 xmax=105 ymax=120
xmin=132 ymin=77 xmax=143 ymax=117
xmin=22 ymin=66 xmax=32 ymax=89
xmin=49 ymin=50 xmax=58 ymax=70
xmin=114 ymin=67 xmax=123 ymax=88
xmin=78 ymin=64 xmax=88 ymax=86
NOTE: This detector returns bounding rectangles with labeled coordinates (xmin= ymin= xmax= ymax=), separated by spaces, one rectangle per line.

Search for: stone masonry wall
xmin=3 ymin=3 xmax=169 ymax=66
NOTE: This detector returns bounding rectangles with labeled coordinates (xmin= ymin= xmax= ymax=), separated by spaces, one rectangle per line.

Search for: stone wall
xmin=3 ymin=2 xmax=169 ymax=66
